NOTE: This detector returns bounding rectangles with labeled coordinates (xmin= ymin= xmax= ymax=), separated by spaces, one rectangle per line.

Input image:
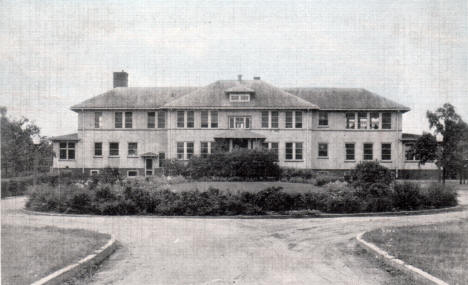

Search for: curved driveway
xmin=2 ymin=187 xmax=467 ymax=285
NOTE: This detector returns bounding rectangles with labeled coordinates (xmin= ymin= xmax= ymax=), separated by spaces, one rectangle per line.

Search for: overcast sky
xmin=1 ymin=0 xmax=467 ymax=136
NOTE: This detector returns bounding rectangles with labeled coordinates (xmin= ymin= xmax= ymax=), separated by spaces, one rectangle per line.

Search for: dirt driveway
xmin=2 ymin=185 xmax=467 ymax=285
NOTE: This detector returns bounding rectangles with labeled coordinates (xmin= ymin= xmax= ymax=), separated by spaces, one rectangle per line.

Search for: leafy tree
xmin=1 ymin=107 xmax=54 ymax=177
xmin=412 ymin=103 xmax=467 ymax=183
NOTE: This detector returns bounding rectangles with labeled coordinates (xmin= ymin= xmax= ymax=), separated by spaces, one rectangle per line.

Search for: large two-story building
xmin=51 ymin=71 xmax=438 ymax=178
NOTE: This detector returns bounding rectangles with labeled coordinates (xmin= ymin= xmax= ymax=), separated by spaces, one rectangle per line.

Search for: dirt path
xmin=2 ymin=186 xmax=467 ymax=285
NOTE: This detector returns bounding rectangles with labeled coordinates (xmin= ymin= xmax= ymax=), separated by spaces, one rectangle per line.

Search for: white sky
xmin=1 ymin=0 xmax=467 ymax=136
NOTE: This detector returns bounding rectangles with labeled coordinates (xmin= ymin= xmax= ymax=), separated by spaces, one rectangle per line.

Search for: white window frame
xmin=59 ymin=142 xmax=75 ymax=160
xmin=363 ymin=143 xmax=373 ymax=160
xmin=229 ymin=93 xmax=250 ymax=102
xmin=200 ymin=141 xmax=212 ymax=158
xmin=381 ymin=143 xmax=392 ymax=161
xmin=229 ymin=116 xmax=251 ymax=129
xmin=127 ymin=170 xmax=138 ymax=177
xmin=285 ymin=142 xmax=303 ymax=161
xmin=90 ymin=169 xmax=100 ymax=176
xmin=157 ymin=111 xmax=166 ymax=128
xmin=345 ymin=143 xmax=355 ymax=161
xmin=147 ymin=112 xmax=156 ymax=128
xmin=94 ymin=112 xmax=102 ymax=128
xmin=285 ymin=111 xmax=303 ymax=129
xmin=109 ymin=142 xmax=119 ymax=157
xmin=318 ymin=143 xmax=328 ymax=158
xmin=94 ymin=142 xmax=103 ymax=157
xmin=318 ymin=111 xmax=328 ymax=127
xmin=128 ymin=142 xmax=138 ymax=157
xmin=176 ymin=142 xmax=194 ymax=160
xmin=124 ymin=112 xmax=133 ymax=128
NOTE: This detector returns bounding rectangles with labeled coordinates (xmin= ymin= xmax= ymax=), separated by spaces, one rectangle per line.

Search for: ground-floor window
xmin=90 ymin=169 xmax=100 ymax=176
xmin=363 ymin=143 xmax=373 ymax=160
xmin=318 ymin=143 xmax=328 ymax=158
xmin=285 ymin=142 xmax=303 ymax=160
xmin=59 ymin=142 xmax=75 ymax=160
xmin=128 ymin=142 xmax=138 ymax=156
xmin=158 ymin=152 xmax=165 ymax=167
xmin=262 ymin=142 xmax=279 ymax=160
xmin=381 ymin=143 xmax=392 ymax=161
xmin=200 ymin=142 xmax=212 ymax=158
xmin=177 ymin=142 xmax=194 ymax=160
xmin=109 ymin=142 xmax=119 ymax=156
xmin=94 ymin=142 xmax=102 ymax=156
xmin=127 ymin=170 xmax=138 ymax=177
xmin=345 ymin=143 xmax=355 ymax=160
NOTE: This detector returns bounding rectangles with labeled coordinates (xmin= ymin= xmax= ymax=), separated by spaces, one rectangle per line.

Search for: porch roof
xmin=214 ymin=130 xmax=266 ymax=139
xmin=140 ymin=152 xmax=158 ymax=157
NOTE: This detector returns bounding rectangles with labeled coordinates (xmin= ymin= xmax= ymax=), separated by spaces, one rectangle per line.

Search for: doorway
xmin=145 ymin=158 xmax=153 ymax=176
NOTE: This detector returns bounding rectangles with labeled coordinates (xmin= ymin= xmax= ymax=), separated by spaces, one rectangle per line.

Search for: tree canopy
xmin=1 ymin=107 xmax=54 ymax=177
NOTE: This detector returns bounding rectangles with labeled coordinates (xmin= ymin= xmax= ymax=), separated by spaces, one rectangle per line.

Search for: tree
xmin=1 ymin=107 xmax=54 ymax=177
xmin=412 ymin=103 xmax=467 ymax=183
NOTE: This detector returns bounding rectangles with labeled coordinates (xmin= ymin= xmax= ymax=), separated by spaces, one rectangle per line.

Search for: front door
xmin=145 ymin=158 xmax=153 ymax=176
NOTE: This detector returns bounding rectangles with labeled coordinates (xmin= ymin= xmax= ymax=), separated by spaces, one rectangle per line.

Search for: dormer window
xmin=230 ymin=93 xmax=250 ymax=102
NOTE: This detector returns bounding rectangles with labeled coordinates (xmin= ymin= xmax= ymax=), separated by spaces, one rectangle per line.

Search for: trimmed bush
xmin=393 ymin=182 xmax=423 ymax=210
xmin=351 ymin=161 xmax=394 ymax=188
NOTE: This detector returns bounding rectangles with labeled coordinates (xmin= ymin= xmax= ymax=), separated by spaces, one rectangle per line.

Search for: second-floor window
xmin=187 ymin=111 xmax=194 ymax=128
xmin=94 ymin=112 xmax=102 ymax=128
xmin=147 ymin=112 xmax=156 ymax=128
xmin=201 ymin=111 xmax=209 ymax=128
xmin=229 ymin=116 xmax=250 ymax=129
xmin=177 ymin=111 xmax=194 ymax=128
xmin=115 ymin=112 xmax=123 ymax=128
xmin=346 ymin=113 xmax=356 ymax=129
xmin=128 ymin=143 xmax=138 ymax=156
xmin=177 ymin=111 xmax=185 ymax=128
xmin=358 ymin=112 xmax=368 ymax=129
xmin=318 ymin=111 xmax=328 ymax=126
xmin=370 ymin=112 xmax=380 ymax=129
xmin=261 ymin=111 xmax=269 ymax=128
xmin=382 ymin=113 xmax=392 ymax=129
xmin=262 ymin=111 xmax=279 ymax=128
xmin=125 ymin=112 xmax=133 ymax=128
xmin=94 ymin=142 xmax=102 ymax=156
xmin=200 ymin=111 xmax=218 ymax=128
xmin=157 ymin=111 xmax=166 ymax=128
xmin=285 ymin=111 xmax=302 ymax=128
xmin=59 ymin=142 xmax=75 ymax=160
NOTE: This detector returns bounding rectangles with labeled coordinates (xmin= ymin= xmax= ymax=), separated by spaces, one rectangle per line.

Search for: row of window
xmin=95 ymin=111 xmax=392 ymax=130
xmin=318 ymin=142 xmax=392 ymax=161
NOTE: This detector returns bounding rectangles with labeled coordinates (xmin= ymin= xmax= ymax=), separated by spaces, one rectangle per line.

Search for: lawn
xmin=1 ymin=225 xmax=110 ymax=285
xmin=363 ymin=219 xmax=468 ymax=285
xmin=168 ymin=181 xmax=324 ymax=194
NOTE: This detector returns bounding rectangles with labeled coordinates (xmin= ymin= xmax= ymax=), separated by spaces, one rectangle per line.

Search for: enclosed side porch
xmin=213 ymin=130 xmax=266 ymax=152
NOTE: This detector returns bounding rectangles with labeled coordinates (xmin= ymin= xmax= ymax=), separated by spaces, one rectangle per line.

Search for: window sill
xmin=127 ymin=156 xmax=139 ymax=158
xmin=317 ymin=156 xmax=329 ymax=159
xmin=381 ymin=160 xmax=392 ymax=163
xmin=344 ymin=160 xmax=356 ymax=163
xmin=93 ymin=156 xmax=103 ymax=158
xmin=317 ymin=125 xmax=329 ymax=128
xmin=58 ymin=159 xmax=75 ymax=161
xmin=109 ymin=156 xmax=120 ymax=158
xmin=284 ymin=160 xmax=304 ymax=162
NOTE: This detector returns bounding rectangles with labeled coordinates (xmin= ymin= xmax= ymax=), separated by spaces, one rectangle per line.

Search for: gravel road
xmin=2 ymin=185 xmax=467 ymax=285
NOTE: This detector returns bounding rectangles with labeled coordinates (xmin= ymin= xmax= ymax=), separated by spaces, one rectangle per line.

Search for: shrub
xmin=187 ymin=149 xmax=281 ymax=180
xmin=393 ymin=182 xmax=423 ymax=210
xmin=421 ymin=183 xmax=457 ymax=208
xmin=351 ymin=161 xmax=394 ymax=188
xmin=281 ymin=168 xmax=316 ymax=180
xmin=315 ymin=174 xmax=342 ymax=186
xmin=98 ymin=167 xmax=122 ymax=184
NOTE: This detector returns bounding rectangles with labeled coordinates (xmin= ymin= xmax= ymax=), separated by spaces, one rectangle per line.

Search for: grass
xmin=363 ymin=219 xmax=468 ymax=285
xmin=168 ymin=181 xmax=324 ymax=194
xmin=1 ymin=225 xmax=110 ymax=285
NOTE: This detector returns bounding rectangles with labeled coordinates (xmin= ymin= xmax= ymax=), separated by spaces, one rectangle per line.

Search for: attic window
xmin=230 ymin=93 xmax=250 ymax=102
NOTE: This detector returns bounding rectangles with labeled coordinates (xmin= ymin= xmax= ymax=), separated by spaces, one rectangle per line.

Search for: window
xmin=345 ymin=143 xmax=355 ymax=160
xmin=109 ymin=142 xmax=119 ymax=156
xmin=262 ymin=142 xmax=279 ymax=160
xmin=370 ymin=112 xmax=380 ymax=129
xmin=94 ymin=142 xmax=102 ymax=156
xmin=363 ymin=143 xmax=373 ymax=160
xmin=90 ymin=170 xmax=100 ymax=176
xmin=285 ymin=142 xmax=303 ymax=160
xmin=200 ymin=142 xmax=211 ymax=158
xmin=158 ymin=152 xmax=166 ymax=167
xmin=176 ymin=142 xmax=194 ymax=160
xmin=318 ymin=112 xmax=328 ymax=126
xmin=404 ymin=144 xmax=419 ymax=161
xmin=128 ymin=143 xmax=138 ymax=156
xmin=346 ymin=113 xmax=356 ymax=129
xmin=125 ymin=112 xmax=133 ymax=128
xmin=229 ymin=93 xmax=250 ymax=102
xmin=382 ymin=113 xmax=392 ymax=129
xmin=187 ymin=111 xmax=194 ymax=128
xmin=381 ymin=143 xmax=392 ymax=160
xmin=59 ymin=142 xmax=75 ymax=160
xmin=271 ymin=111 xmax=279 ymax=128
xmin=147 ymin=112 xmax=156 ymax=128
xmin=261 ymin=111 xmax=269 ymax=128
xmin=127 ymin=170 xmax=138 ymax=177
xmin=157 ymin=111 xmax=166 ymax=128
xmin=318 ymin=143 xmax=328 ymax=158
xmin=201 ymin=111 xmax=209 ymax=128
xmin=229 ymin=116 xmax=250 ymax=129
xmin=358 ymin=112 xmax=368 ymax=129
xmin=177 ymin=111 xmax=185 ymax=128
xmin=115 ymin=112 xmax=123 ymax=128
xmin=295 ymin=112 xmax=303 ymax=128
xmin=211 ymin=111 xmax=218 ymax=128
xmin=285 ymin=111 xmax=293 ymax=128
xmin=94 ymin=112 xmax=102 ymax=128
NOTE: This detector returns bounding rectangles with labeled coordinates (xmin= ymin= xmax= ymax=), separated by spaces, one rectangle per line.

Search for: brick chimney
xmin=113 ymin=71 xmax=128 ymax=88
